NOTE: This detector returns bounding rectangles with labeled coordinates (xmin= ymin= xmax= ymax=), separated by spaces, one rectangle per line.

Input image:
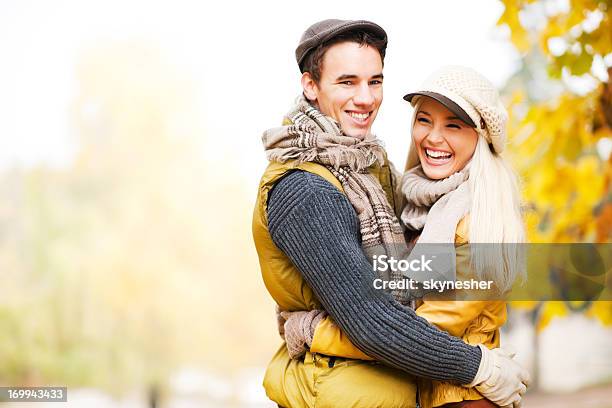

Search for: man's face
xmin=304 ymin=42 xmax=383 ymax=139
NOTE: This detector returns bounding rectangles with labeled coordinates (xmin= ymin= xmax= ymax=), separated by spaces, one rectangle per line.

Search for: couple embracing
xmin=252 ymin=19 xmax=530 ymax=408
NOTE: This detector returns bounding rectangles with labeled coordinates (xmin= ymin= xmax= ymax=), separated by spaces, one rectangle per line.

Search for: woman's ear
xmin=301 ymin=72 xmax=318 ymax=102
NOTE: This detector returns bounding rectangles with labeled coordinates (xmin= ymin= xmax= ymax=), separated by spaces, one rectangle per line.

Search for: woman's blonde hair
xmin=405 ymin=99 xmax=525 ymax=292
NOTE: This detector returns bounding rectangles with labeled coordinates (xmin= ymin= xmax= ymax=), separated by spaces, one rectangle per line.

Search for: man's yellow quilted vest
xmin=252 ymin=158 xmax=417 ymax=408
xmin=252 ymin=158 xmax=396 ymax=310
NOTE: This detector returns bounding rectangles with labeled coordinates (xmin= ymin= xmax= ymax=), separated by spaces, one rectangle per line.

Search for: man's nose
xmin=353 ymin=83 xmax=375 ymax=107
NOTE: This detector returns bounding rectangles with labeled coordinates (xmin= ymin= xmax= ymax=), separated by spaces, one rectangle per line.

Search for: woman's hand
xmin=465 ymin=345 xmax=530 ymax=408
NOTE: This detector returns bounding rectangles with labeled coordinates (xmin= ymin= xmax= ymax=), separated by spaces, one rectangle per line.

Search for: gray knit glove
xmin=279 ymin=309 xmax=327 ymax=359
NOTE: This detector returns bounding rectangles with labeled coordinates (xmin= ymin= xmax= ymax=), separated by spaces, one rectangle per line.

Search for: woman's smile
xmin=412 ymin=97 xmax=478 ymax=179
xmin=423 ymin=147 xmax=453 ymax=165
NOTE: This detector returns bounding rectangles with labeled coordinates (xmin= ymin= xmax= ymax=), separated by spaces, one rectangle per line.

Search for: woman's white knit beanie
xmin=407 ymin=65 xmax=508 ymax=154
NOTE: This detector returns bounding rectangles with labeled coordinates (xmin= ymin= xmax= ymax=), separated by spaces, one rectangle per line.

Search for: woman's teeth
xmin=425 ymin=149 xmax=452 ymax=160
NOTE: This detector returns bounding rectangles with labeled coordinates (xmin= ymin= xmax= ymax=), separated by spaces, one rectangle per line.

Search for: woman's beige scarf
xmin=394 ymin=164 xmax=472 ymax=308
xmin=401 ymin=164 xmax=471 ymax=244
xmin=263 ymin=96 xmax=408 ymax=301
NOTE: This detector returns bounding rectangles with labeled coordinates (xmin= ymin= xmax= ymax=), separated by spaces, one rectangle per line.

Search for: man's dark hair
xmin=300 ymin=30 xmax=386 ymax=84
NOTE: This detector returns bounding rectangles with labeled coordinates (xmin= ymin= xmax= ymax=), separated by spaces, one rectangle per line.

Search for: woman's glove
xmin=277 ymin=309 xmax=327 ymax=359
xmin=465 ymin=345 xmax=530 ymax=408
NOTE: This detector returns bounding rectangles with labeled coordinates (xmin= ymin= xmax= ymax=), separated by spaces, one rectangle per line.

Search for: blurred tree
xmin=0 ymin=41 xmax=277 ymax=396
xmin=500 ymin=0 xmax=610 ymax=243
xmin=498 ymin=0 xmax=612 ymax=383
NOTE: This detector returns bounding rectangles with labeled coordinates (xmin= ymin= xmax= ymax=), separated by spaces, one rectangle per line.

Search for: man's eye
xmin=339 ymin=81 xmax=353 ymax=85
xmin=370 ymin=80 xmax=382 ymax=85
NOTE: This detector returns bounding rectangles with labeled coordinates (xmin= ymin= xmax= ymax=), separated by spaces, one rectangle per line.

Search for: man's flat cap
xmin=295 ymin=19 xmax=387 ymax=71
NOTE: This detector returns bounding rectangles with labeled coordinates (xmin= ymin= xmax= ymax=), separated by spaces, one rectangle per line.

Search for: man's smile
xmin=345 ymin=110 xmax=372 ymax=126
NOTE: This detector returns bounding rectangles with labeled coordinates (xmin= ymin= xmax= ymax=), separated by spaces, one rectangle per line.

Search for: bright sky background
xmin=0 ymin=0 xmax=520 ymax=188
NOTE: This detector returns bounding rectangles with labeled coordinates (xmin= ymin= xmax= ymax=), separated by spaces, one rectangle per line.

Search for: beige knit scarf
xmin=401 ymin=164 xmax=471 ymax=244
xmin=263 ymin=96 xmax=409 ymax=302
xmin=397 ymin=165 xmax=471 ymax=288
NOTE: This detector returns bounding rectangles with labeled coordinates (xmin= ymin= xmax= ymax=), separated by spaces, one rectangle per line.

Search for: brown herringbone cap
xmin=295 ymin=19 xmax=387 ymax=72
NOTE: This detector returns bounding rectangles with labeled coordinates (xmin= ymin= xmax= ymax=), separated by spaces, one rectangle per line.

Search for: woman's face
xmin=412 ymin=97 xmax=479 ymax=179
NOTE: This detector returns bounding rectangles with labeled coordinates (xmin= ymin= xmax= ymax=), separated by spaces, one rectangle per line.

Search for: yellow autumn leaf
xmin=510 ymin=300 xmax=540 ymax=310
xmin=537 ymin=301 xmax=569 ymax=331
xmin=498 ymin=1 xmax=531 ymax=53
xmin=585 ymin=301 xmax=612 ymax=326
xmin=575 ymin=156 xmax=605 ymax=205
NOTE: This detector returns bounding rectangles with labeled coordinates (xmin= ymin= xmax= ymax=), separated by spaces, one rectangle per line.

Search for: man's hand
xmin=466 ymin=345 xmax=530 ymax=408
xmin=278 ymin=309 xmax=327 ymax=359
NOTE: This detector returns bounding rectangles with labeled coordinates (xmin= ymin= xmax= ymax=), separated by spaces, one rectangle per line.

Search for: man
xmin=252 ymin=19 xmax=529 ymax=408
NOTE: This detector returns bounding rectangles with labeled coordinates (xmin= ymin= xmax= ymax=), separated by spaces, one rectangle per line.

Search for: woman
xmin=281 ymin=65 xmax=526 ymax=408
xmin=400 ymin=65 xmax=525 ymax=408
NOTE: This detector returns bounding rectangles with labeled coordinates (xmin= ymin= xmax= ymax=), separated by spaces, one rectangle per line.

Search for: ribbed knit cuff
xmin=306 ymin=310 xmax=327 ymax=347
xmin=458 ymin=344 xmax=482 ymax=385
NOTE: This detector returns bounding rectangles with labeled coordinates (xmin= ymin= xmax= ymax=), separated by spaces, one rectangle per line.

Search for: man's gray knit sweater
xmin=267 ymin=170 xmax=481 ymax=384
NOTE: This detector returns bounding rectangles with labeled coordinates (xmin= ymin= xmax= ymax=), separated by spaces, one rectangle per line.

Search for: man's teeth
xmin=426 ymin=149 xmax=452 ymax=159
xmin=348 ymin=112 xmax=369 ymax=120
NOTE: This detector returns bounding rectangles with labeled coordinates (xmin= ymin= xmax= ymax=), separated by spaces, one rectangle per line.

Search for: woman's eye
xmin=417 ymin=117 xmax=430 ymax=124
xmin=447 ymin=123 xmax=461 ymax=129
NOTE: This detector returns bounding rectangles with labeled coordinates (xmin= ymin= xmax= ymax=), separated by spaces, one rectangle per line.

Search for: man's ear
xmin=301 ymin=72 xmax=318 ymax=102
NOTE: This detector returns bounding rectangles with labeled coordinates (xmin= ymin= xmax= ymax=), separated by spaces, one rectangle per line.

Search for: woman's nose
xmin=425 ymin=127 xmax=445 ymax=144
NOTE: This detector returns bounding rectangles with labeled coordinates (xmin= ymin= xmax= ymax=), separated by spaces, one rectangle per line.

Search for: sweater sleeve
xmin=267 ymin=170 xmax=481 ymax=384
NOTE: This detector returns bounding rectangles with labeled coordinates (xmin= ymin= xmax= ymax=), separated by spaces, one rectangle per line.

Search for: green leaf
xmin=570 ymin=49 xmax=594 ymax=75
